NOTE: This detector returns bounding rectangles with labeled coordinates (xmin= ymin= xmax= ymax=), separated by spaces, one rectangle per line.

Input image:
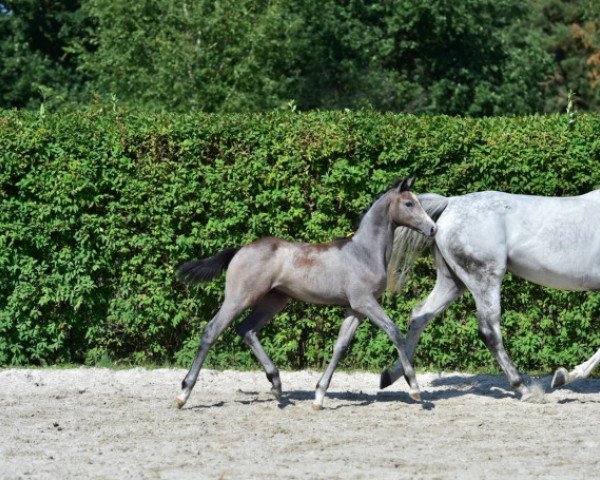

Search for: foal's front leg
xmin=313 ymin=310 xmax=363 ymax=410
xmin=351 ymin=296 xmax=421 ymax=401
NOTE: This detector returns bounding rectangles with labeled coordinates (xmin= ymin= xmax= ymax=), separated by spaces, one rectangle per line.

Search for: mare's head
xmin=388 ymin=177 xmax=437 ymax=237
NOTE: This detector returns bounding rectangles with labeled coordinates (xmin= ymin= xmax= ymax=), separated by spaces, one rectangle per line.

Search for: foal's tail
xmin=178 ymin=247 xmax=240 ymax=283
xmin=387 ymin=193 xmax=449 ymax=292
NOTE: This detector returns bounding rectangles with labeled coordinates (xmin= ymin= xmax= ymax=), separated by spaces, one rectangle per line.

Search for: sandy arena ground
xmin=1 ymin=368 xmax=600 ymax=479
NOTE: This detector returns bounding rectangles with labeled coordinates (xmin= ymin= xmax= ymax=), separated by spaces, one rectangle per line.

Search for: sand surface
xmin=1 ymin=368 xmax=600 ymax=479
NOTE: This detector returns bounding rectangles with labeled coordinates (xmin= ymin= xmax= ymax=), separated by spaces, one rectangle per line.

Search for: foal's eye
xmin=405 ymin=201 xmax=414 ymax=208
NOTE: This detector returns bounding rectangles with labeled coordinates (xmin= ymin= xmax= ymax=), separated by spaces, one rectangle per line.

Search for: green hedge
xmin=1 ymin=110 xmax=600 ymax=373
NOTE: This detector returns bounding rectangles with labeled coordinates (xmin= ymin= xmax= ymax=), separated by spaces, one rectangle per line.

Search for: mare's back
xmin=440 ymin=190 xmax=600 ymax=290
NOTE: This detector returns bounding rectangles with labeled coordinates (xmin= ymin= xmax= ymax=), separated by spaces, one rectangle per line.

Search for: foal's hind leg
xmin=313 ymin=309 xmax=364 ymax=410
xmin=176 ymin=300 xmax=246 ymax=408
xmin=235 ymin=291 xmax=288 ymax=399
xmin=552 ymin=347 xmax=600 ymax=389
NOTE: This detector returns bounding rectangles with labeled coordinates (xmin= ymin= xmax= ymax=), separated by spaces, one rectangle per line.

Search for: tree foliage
xmin=1 ymin=0 xmax=598 ymax=114
xmin=0 ymin=0 xmax=87 ymax=108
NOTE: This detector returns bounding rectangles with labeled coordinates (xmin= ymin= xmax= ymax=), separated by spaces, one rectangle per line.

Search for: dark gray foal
xmin=176 ymin=178 xmax=437 ymax=409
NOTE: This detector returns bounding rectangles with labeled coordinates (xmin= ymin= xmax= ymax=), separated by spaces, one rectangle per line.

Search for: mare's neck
xmin=352 ymin=194 xmax=395 ymax=270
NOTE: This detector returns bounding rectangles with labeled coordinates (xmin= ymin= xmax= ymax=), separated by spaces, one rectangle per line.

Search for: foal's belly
xmin=275 ymin=283 xmax=350 ymax=306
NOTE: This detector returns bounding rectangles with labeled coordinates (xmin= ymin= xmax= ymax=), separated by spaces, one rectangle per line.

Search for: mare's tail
xmin=387 ymin=193 xmax=449 ymax=292
xmin=178 ymin=248 xmax=240 ymax=283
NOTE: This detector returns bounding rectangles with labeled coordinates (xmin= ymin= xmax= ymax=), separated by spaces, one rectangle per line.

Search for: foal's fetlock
xmin=313 ymin=386 xmax=326 ymax=411
xmin=271 ymin=387 xmax=282 ymax=400
xmin=266 ymin=372 xmax=282 ymax=399
xmin=407 ymin=376 xmax=421 ymax=402
xmin=176 ymin=387 xmax=192 ymax=409
xmin=404 ymin=370 xmax=421 ymax=402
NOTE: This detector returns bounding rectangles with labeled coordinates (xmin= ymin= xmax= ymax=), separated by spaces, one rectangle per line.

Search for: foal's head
xmin=388 ymin=178 xmax=437 ymax=237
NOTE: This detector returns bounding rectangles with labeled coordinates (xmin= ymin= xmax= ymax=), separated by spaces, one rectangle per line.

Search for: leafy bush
xmin=1 ymin=110 xmax=600 ymax=373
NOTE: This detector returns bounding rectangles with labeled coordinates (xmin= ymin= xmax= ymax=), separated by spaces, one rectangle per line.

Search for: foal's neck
xmin=352 ymin=194 xmax=395 ymax=270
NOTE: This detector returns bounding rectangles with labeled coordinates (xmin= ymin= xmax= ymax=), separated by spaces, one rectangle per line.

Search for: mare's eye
xmin=405 ymin=201 xmax=414 ymax=208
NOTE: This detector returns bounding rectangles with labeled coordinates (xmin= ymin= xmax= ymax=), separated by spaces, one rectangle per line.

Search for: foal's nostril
xmin=430 ymin=225 xmax=437 ymax=237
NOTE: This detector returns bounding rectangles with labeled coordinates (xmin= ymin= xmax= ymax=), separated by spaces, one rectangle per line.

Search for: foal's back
xmin=225 ymin=236 xmax=378 ymax=307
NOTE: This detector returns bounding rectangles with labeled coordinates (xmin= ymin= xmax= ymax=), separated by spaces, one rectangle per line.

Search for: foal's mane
xmin=352 ymin=178 xmax=405 ymax=230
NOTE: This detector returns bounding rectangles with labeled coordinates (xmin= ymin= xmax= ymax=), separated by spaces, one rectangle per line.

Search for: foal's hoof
xmin=271 ymin=387 xmax=282 ymax=400
xmin=551 ymin=367 xmax=569 ymax=389
xmin=312 ymin=403 xmax=323 ymax=411
xmin=409 ymin=390 xmax=422 ymax=402
xmin=176 ymin=388 xmax=191 ymax=409
xmin=380 ymin=369 xmax=392 ymax=390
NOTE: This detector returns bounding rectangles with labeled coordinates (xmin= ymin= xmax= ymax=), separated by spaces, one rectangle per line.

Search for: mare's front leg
xmin=351 ymin=296 xmax=421 ymax=401
xmin=313 ymin=309 xmax=363 ymax=410
xmin=381 ymin=250 xmax=465 ymax=389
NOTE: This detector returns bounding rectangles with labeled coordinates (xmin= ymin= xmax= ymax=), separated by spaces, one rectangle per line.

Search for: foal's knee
xmin=201 ymin=322 xmax=221 ymax=346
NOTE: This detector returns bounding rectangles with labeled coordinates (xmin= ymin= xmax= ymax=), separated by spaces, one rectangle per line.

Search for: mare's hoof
xmin=312 ymin=403 xmax=323 ymax=411
xmin=380 ymin=369 xmax=392 ymax=390
xmin=551 ymin=367 xmax=569 ymax=389
xmin=175 ymin=397 xmax=186 ymax=409
xmin=519 ymin=390 xmax=536 ymax=403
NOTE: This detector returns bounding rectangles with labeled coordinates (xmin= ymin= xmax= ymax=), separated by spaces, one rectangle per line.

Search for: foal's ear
xmin=398 ymin=177 xmax=415 ymax=192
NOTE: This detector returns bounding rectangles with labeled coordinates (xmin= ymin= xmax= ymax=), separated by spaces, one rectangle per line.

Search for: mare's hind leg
xmin=176 ymin=300 xmax=246 ymax=408
xmin=472 ymin=285 xmax=532 ymax=400
xmin=552 ymin=347 xmax=600 ymax=389
xmin=313 ymin=309 xmax=364 ymax=410
xmin=381 ymin=248 xmax=465 ymax=389
xmin=235 ymin=290 xmax=288 ymax=399
xmin=434 ymin=227 xmax=532 ymax=400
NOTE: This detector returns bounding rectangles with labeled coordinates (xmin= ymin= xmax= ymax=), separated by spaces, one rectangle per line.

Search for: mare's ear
xmin=398 ymin=177 xmax=415 ymax=192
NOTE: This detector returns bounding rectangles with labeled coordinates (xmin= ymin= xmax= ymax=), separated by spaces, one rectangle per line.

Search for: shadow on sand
xmin=183 ymin=373 xmax=600 ymax=410
xmin=429 ymin=373 xmax=600 ymax=403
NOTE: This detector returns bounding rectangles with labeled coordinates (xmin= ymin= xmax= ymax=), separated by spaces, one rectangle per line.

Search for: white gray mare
xmin=376 ymin=189 xmax=600 ymax=400
xmin=176 ymin=178 xmax=437 ymax=409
